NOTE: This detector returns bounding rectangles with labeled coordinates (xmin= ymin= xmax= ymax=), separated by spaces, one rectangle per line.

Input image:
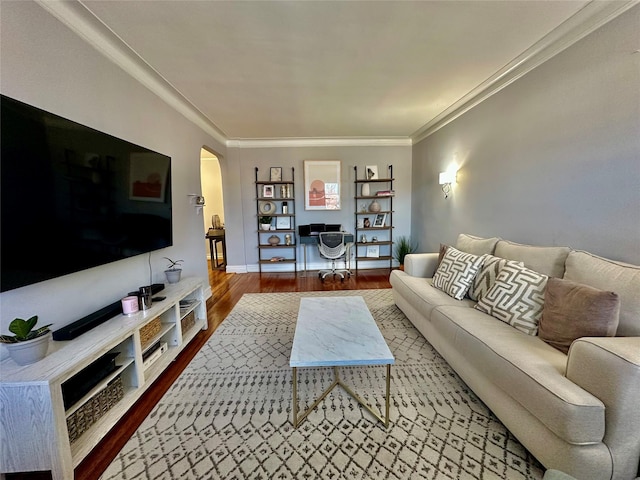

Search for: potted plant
xmin=163 ymin=257 xmax=184 ymax=284
xmin=259 ymin=216 xmax=272 ymax=231
xmin=0 ymin=315 xmax=52 ymax=365
xmin=394 ymin=236 xmax=418 ymax=270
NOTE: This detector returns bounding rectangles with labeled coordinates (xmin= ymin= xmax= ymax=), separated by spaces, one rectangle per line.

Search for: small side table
xmin=206 ymin=228 xmax=226 ymax=270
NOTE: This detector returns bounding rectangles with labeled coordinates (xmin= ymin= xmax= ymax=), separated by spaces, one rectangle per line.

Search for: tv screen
xmin=1 ymin=94 xmax=173 ymax=292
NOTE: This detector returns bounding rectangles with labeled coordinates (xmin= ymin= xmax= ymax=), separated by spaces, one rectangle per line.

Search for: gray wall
xmin=227 ymin=145 xmax=412 ymax=271
xmin=412 ymin=5 xmax=640 ymax=265
xmin=0 ymin=1 xmax=226 ymax=335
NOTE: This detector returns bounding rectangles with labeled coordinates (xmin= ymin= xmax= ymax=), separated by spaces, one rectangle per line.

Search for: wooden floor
xmin=19 ymin=266 xmax=392 ymax=480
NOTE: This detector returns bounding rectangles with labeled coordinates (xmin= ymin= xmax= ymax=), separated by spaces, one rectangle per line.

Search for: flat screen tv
xmin=1 ymin=94 xmax=173 ymax=293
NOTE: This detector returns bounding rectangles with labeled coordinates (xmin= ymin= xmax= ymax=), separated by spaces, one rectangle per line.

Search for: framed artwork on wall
xmin=303 ymin=160 xmax=341 ymax=210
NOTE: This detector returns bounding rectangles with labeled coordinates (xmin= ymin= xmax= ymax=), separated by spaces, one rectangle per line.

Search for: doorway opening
xmin=200 ymin=148 xmax=225 ymax=270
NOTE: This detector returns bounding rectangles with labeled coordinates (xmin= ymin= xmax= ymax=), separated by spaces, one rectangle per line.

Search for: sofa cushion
xmin=433 ymin=247 xmax=485 ymax=300
xmin=564 ymin=250 xmax=640 ymax=337
xmin=468 ymin=255 xmax=523 ymax=302
xmin=475 ymin=263 xmax=548 ymax=335
xmin=456 ymin=233 xmax=500 ymax=256
xmin=539 ymin=278 xmax=620 ymax=354
xmin=432 ymin=305 xmax=606 ymax=445
xmin=389 ymin=270 xmax=475 ymax=320
xmin=494 ymin=240 xmax=570 ymax=278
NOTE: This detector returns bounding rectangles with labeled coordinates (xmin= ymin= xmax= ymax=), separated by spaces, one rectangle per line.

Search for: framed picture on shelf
xmin=276 ymin=216 xmax=291 ymax=229
xmin=303 ymin=160 xmax=341 ymax=210
xmin=373 ymin=213 xmax=387 ymax=227
xmin=366 ymin=245 xmax=380 ymax=258
xmin=365 ymin=165 xmax=378 ymax=180
xmin=263 ymin=185 xmax=274 ymax=198
xmin=270 ymin=167 xmax=282 ymax=182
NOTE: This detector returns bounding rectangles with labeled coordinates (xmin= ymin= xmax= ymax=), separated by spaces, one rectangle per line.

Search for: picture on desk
xmin=373 ymin=213 xmax=386 ymax=227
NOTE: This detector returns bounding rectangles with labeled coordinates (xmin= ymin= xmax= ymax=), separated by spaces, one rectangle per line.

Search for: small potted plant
xmin=0 ymin=315 xmax=53 ymax=365
xmin=259 ymin=216 xmax=272 ymax=231
xmin=394 ymin=236 xmax=418 ymax=271
xmin=163 ymin=257 xmax=184 ymax=284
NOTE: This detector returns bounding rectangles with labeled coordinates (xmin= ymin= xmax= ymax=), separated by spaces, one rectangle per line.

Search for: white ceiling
xmin=71 ymin=1 xmax=610 ymax=141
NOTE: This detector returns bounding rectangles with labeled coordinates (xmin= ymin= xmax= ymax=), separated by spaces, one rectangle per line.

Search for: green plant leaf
xmin=8 ymin=316 xmax=39 ymax=341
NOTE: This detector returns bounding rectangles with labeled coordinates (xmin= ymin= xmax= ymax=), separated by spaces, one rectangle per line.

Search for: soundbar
xmin=53 ymin=283 xmax=164 ymax=341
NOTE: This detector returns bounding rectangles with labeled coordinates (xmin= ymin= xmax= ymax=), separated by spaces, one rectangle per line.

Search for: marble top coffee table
xmin=290 ymin=296 xmax=395 ymax=428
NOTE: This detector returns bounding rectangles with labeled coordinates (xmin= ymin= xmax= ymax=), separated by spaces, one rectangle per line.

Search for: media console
xmin=0 ymin=277 xmax=208 ymax=480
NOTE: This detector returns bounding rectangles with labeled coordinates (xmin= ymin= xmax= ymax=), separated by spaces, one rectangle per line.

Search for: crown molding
xmin=36 ymin=0 xmax=229 ymax=146
xmin=227 ymin=137 xmax=412 ymax=148
xmin=411 ymin=0 xmax=639 ymax=144
xmin=36 ymin=0 xmax=636 ymax=149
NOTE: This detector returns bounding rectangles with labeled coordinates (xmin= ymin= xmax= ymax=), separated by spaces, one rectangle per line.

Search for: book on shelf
xmin=375 ymin=190 xmax=395 ymax=196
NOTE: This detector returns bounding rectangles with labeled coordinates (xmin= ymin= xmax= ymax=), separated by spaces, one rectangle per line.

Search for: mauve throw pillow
xmin=539 ymin=277 xmax=620 ymax=354
xmin=437 ymin=244 xmax=449 ymax=268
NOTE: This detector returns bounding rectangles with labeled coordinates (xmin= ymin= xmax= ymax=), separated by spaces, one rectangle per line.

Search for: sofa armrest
xmin=566 ymin=337 xmax=640 ymax=479
xmin=404 ymin=253 xmax=439 ymax=278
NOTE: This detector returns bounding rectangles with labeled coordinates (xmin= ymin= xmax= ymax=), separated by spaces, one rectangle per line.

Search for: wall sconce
xmin=439 ymin=171 xmax=457 ymax=199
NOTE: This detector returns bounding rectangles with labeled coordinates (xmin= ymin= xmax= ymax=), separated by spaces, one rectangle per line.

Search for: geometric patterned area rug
xmin=100 ymin=289 xmax=544 ymax=480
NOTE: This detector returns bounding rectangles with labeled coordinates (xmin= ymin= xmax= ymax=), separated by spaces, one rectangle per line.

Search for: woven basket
xmin=67 ymin=375 xmax=124 ymax=444
xmin=181 ymin=311 xmax=196 ymax=335
xmin=140 ymin=317 xmax=161 ymax=348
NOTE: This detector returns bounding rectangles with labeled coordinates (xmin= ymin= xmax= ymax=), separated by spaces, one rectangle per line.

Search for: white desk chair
xmin=317 ymin=232 xmax=351 ymax=282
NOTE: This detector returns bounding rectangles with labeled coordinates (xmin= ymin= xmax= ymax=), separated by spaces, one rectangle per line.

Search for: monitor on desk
xmin=299 ymin=224 xmax=342 ymax=236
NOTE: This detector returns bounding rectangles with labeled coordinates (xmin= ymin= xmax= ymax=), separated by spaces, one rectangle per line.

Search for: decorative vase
xmin=6 ymin=332 xmax=51 ymax=366
xmin=369 ymin=199 xmax=381 ymax=213
xmin=165 ymin=269 xmax=182 ymax=284
xmin=285 ymin=234 xmax=292 ymax=245
xmin=260 ymin=223 xmax=271 ymax=231
xmin=268 ymin=235 xmax=281 ymax=245
xmin=361 ymin=183 xmax=370 ymax=196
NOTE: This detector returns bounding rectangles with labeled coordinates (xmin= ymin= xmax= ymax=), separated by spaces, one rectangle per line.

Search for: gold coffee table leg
xmin=292 ymin=364 xmax=391 ymax=428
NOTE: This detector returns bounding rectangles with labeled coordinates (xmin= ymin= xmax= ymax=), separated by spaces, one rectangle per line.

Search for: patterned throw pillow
xmin=468 ymin=256 xmax=523 ymax=302
xmin=475 ymin=263 xmax=548 ymax=335
xmin=433 ymin=247 xmax=485 ymax=300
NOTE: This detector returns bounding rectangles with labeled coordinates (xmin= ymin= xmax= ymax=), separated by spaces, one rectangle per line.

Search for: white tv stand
xmin=0 ymin=277 xmax=208 ymax=480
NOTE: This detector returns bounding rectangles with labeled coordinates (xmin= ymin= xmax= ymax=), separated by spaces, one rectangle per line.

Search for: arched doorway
xmin=200 ymin=148 xmax=225 ymax=269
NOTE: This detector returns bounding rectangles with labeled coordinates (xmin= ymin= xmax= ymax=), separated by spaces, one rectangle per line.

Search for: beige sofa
xmin=389 ymin=234 xmax=640 ymax=480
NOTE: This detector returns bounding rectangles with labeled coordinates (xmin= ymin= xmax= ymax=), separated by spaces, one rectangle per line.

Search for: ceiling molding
xmin=411 ymin=0 xmax=639 ymax=144
xmin=227 ymin=137 xmax=413 ymax=149
xmin=36 ymin=0 xmax=636 ymax=148
xmin=36 ymin=0 xmax=229 ymax=147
